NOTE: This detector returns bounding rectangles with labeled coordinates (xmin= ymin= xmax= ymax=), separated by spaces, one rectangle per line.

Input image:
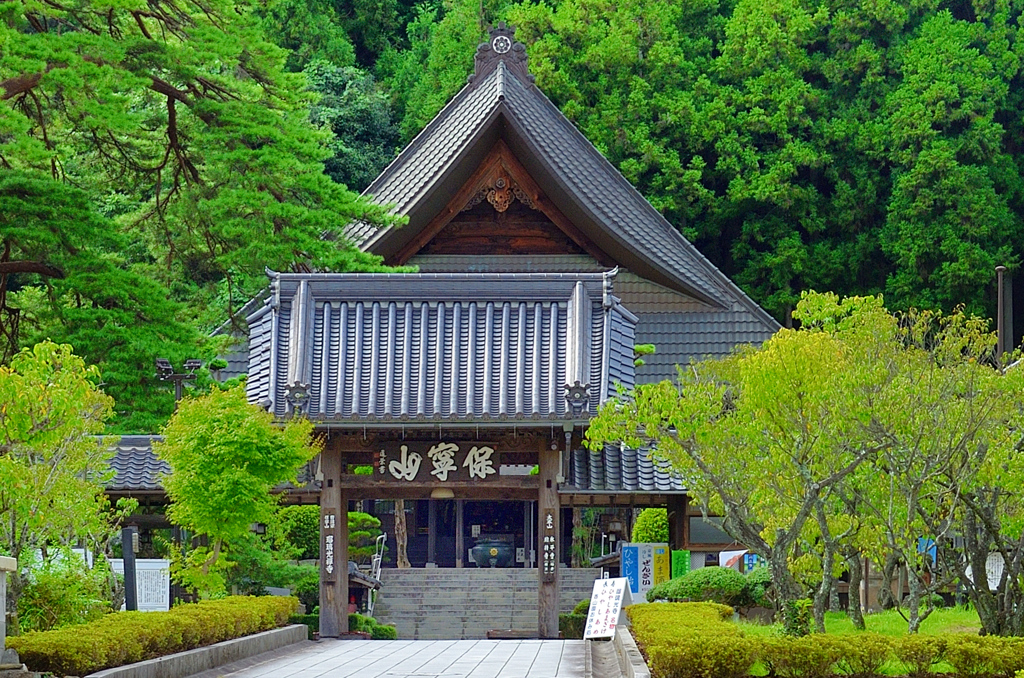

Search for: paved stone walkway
xmin=188 ymin=639 xmax=587 ymax=678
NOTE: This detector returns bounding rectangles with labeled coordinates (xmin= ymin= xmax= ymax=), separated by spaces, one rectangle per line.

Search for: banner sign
xmin=621 ymin=543 xmax=670 ymax=597
xmin=584 ymin=577 xmax=632 ymax=639
xmin=373 ymin=442 xmax=501 ymax=483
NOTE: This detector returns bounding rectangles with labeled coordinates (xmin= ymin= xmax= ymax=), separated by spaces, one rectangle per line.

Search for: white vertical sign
xmin=584 ymin=577 xmax=632 ymax=639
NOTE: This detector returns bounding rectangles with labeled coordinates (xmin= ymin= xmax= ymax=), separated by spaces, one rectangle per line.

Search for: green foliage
xmin=559 ymin=613 xmax=587 ymax=639
xmin=633 ymin=344 xmax=656 ymax=368
xmin=780 ymin=599 xmax=813 ymax=638
xmin=0 ymin=342 xmax=134 ymax=612
xmin=628 ymin=603 xmax=753 ymax=678
xmin=892 ymin=635 xmax=946 ymax=678
xmin=221 ymin=531 xmax=315 ymax=597
xmin=646 ymin=567 xmax=749 ymax=607
xmin=276 ymin=505 xmax=321 ymax=560
xmin=157 ymin=386 xmax=320 ymax=596
xmin=745 ymin=567 xmax=773 ymax=608
xmin=294 ymin=571 xmax=320 ymax=612
xmin=759 ymin=634 xmax=845 ymax=678
xmin=17 ymin=555 xmax=113 ymax=632
xmin=371 ymin=623 xmax=398 ymax=639
xmin=572 ymin=598 xmax=590 ymax=615
xmin=9 ymin=596 xmax=297 ymax=676
xmin=349 ymin=612 xmax=374 ymax=632
xmin=290 ymin=613 xmax=320 ymax=640
xmin=306 ymin=62 xmax=401 ymax=192
xmin=631 ymin=508 xmax=668 ymax=543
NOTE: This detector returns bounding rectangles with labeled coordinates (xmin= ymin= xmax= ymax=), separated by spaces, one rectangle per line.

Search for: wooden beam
xmin=319 ymin=448 xmax=349 ymax=637
xmin=537 ymin=441 xmax=561 ymax=639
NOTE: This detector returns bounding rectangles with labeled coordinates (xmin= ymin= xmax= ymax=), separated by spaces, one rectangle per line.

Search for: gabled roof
xmin=348 ymin=26 xmax=778 ymax=331
xmin=107 ymin=435 xmax=168 ymax=493
xmin=246 ymin=270 xmax=636 ymax=425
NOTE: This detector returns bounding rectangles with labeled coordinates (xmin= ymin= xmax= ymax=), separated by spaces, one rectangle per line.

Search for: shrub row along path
xmin=186 ymin=638 xmax=587 ymax=678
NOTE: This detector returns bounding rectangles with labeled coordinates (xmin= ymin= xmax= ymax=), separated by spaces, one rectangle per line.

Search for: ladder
xmin=367 ymin=532 xmax=386 ymax=618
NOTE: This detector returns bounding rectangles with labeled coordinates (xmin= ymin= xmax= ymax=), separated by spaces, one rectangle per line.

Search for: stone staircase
xmin=373 ymin=568 xmax=601 ymax=639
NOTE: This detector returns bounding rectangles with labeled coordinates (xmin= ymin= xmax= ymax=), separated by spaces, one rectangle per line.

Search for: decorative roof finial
xmin=469 ymin=22 xmax=533 ymax=86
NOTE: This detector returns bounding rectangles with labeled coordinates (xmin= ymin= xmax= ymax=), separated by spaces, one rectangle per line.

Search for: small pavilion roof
xmin=245 ymin=270 xmax=636 ymax=426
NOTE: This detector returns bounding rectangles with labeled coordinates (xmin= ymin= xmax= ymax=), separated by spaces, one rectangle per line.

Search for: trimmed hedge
xmin=560 ymin=613 xmax=587 ymax=639
xmin=287 ymin=613 xmax=397 ymax=641
xmin=626 ymin=602 xmax=1024 ymax=678
xmin=10 ymin=596 xmax=297 ymax=677
xmin=646 ymin=567 xmax=750 ymax=607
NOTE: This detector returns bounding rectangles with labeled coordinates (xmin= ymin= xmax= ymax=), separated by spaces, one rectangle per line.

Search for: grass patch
xmin=737 ymin=608 xmax=981 ymax=637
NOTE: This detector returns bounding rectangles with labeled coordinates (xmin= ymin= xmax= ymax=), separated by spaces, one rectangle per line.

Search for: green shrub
xmin=781 ymin=598 xmax=812 ymax=637
xmin=646 ymin=567 xmax=748 ymax=607
xmin=349 ymin=613 xmax=375 ymax=632
xmin=18 ymin=557 xmax=113 ymax=632
xmin=943 ymin=635 xmax=1024 ymax=678
xmin=559 ymin=613 xmax=587 ymax=639
xmin=290 ymin=613 xmax=319 ymax=640
xmin=631 ymin=508 xmax=668 ymax=543
xmin=759 ymin=635 xmax=845 ymax=678
xmin=832 ymin=634 xmax=892 ymax=678
xmin=371 ymin=624 xmax=398 ymax=640
xmin=744 ymin=567 xmax=773 ymax=608
xmin=628 ymin=603 xmax=752 ymax=678
xmin=9 ymin=596 xmax=297 ymax=677
xmin=295 ymin=571 xmax=319 ymax=611
xmin=572 ymin=599 xmax=590 ymax=615
xmin=892 ymin=635 xmax=945 ymax=678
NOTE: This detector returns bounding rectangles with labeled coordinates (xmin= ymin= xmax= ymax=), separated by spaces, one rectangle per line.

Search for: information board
xmin=584 ymin=577 xmax=632 ymax=639
xmin=111 ymin=559 xmax=170 ymax=612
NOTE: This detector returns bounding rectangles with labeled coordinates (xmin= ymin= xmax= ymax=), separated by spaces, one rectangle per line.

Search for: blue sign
xmin=622 ymin=545 xmax=639 ymax=594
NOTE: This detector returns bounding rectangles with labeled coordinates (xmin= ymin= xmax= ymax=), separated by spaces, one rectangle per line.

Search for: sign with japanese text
xmin=584 ymin=577 xmax=632 ymax=639
xmin=541 ymin=509 xmax=557 ymax=582
xmin=111 ymin=559 xmax=170 ymax=612
xmin=621 ymin=543 xmax=670 ymax=597
xmin=322 ymin=511 xmax=337 ymax=583
xmin=373 ymin=442 xmax=501 ymax=483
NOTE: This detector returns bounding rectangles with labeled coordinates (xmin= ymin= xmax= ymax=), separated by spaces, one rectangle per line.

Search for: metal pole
xmin=997 ymin=266 xmax=1007 ymax=359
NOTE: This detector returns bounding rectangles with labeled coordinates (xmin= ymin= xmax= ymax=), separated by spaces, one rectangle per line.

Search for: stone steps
xmin=372 ymin=567 xmax=600 ymax=640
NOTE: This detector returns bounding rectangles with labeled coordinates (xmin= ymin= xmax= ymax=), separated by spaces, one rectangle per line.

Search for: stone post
xmin=0 ymin=556 xmax=15 ymax=651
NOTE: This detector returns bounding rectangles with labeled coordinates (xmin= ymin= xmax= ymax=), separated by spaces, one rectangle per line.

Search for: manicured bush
xmin=831 ymin=634 xmax=893 ymax=678
xmin=744 ymin=566 xmax=773 ymax=608
xmin=371 ymin=624 xmax=398 ymax=639
xmin=892 ymin=634 xmax=945 ymax=678
xmin=290 ymin=613 xmax=319 ymax=640
xmin=759 ymin=635 xmax=845 ymax=678
xmin=943 ymin=634 xmax=1024 ymax=678
xmin=573 ymin=598 xmax=590 ymax=615
xmin=628 ymin=603 xmax=752 ymax=678
xmin=646 ymin=567 xmax=749 ymax=607
xmin=559 ymin=613 xmax=587 ymax=639
xmin=9 ymin=596 xmax=297 ymax=677
xmin=631 ymin=508 xmax=668 ymax=543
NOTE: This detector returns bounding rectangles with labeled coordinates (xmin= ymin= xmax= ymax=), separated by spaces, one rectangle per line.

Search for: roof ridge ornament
xmin=469 ymin=22 xmax=533 ymax=87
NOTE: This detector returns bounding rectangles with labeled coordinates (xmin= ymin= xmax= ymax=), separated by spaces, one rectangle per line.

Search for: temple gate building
xmin=108 ymin=23 xmax=779 ymax=639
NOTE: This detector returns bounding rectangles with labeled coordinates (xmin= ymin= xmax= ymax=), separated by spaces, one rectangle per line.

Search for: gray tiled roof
xmin=246 ymin=270 xmax=637 ymax=424
xmin=566 ymin=445 xmax=685 ymax=493
xmin=351 ymin=54 xmax=778 ymax=332
xmin=635 ymin=312 xmax=776 ymax=384
xmin=107 ymin=435 xmax=167 ymax=493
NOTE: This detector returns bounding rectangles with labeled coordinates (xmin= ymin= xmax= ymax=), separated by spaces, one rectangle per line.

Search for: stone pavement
xmin=187 ymin=638 xmax=588 ymax=678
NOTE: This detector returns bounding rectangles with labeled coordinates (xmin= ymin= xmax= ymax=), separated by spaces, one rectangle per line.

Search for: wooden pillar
xmin=427 ymin=499 xmax=437 ymax=565
xmin=319 ymin=446 xmax=349 ymax=637
xmin=456 ymin=499 xmax=465 ymax=568
xmin=538 ymin=445 xmax=561 ymax=638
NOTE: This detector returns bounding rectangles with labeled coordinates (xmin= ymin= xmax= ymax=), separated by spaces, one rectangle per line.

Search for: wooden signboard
xmin=584 ymin=577 xmax=632 ymax=639
xmin=373 ymin=442 xmax=501 ymax=483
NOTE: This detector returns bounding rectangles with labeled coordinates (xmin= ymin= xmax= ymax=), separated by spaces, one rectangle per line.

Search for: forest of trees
xmin=3 ymin=0 xmax=1024 ymax=431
